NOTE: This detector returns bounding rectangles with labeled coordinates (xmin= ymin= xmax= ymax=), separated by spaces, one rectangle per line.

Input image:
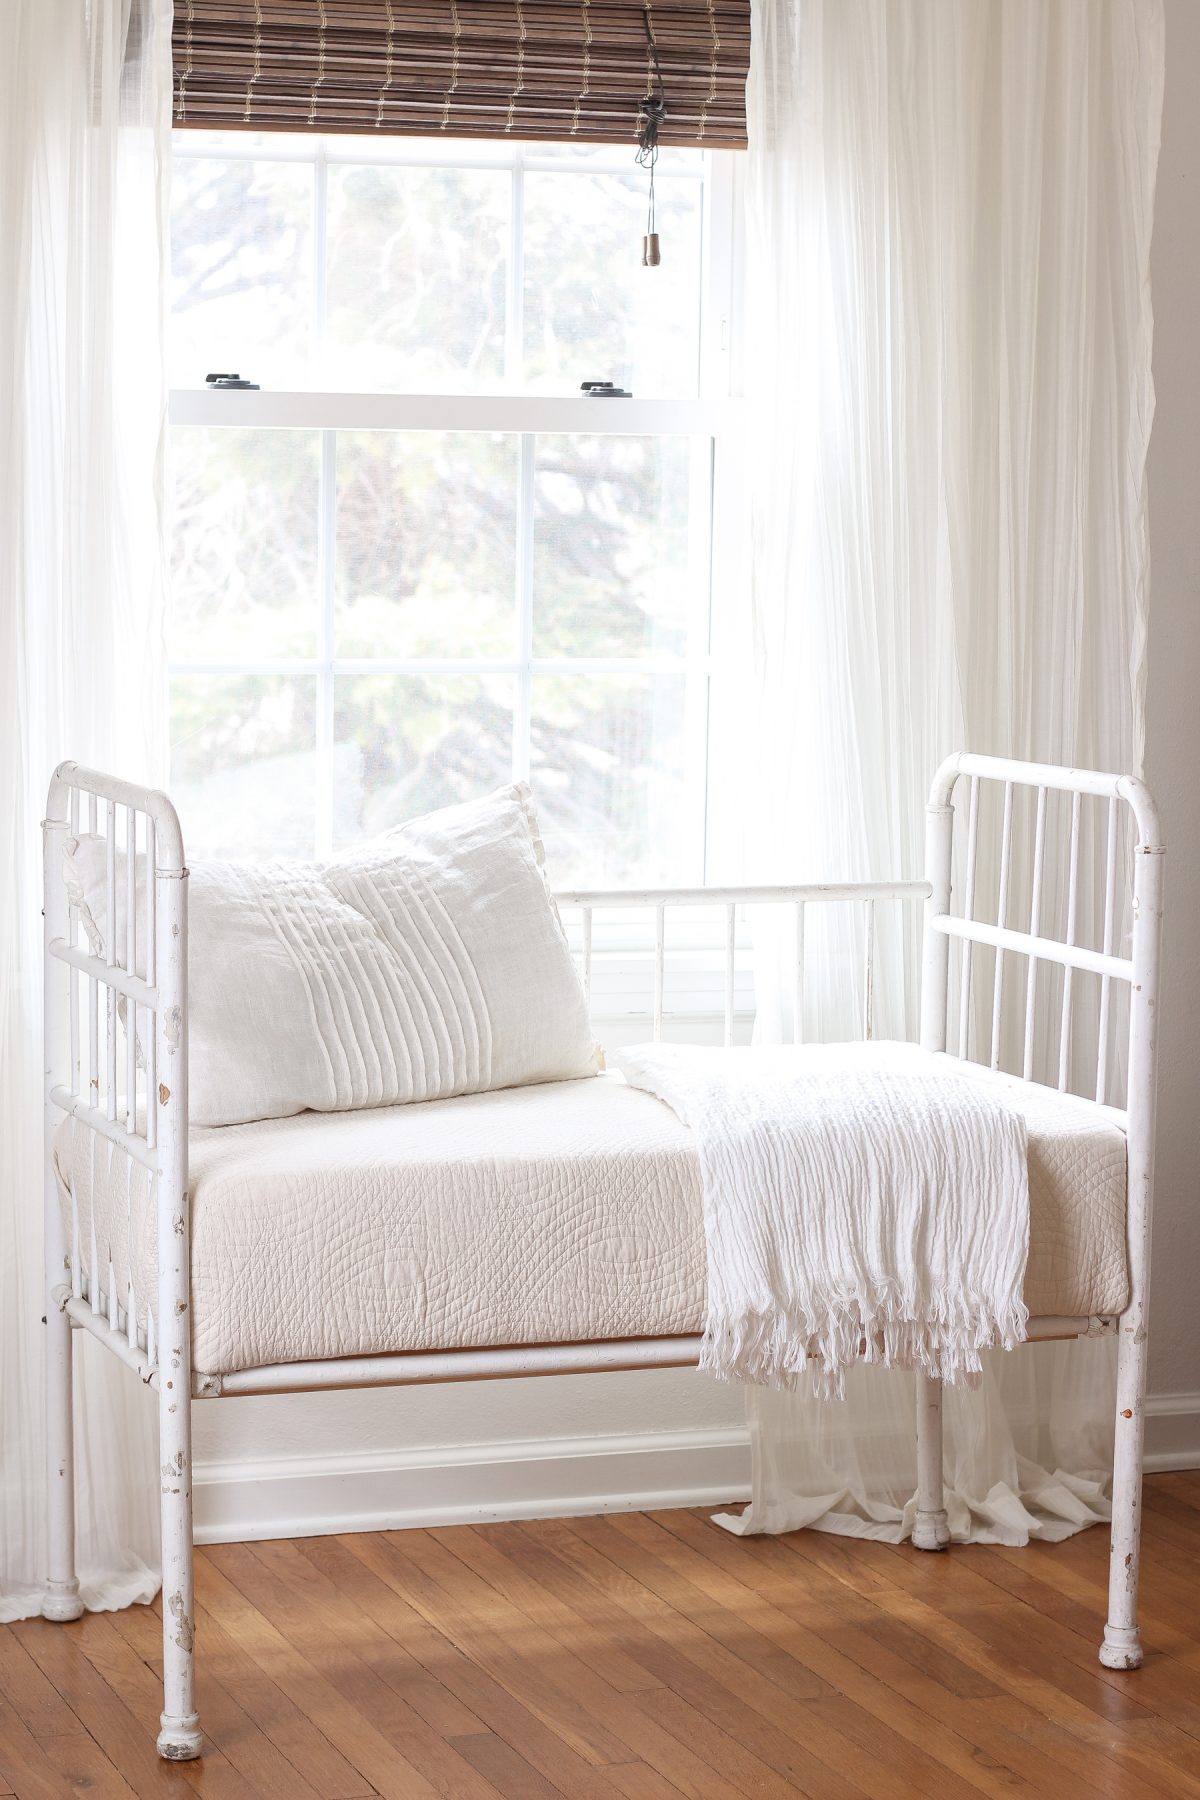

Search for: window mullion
xmin=505 ymin=150 xmax=524 ymax=389
xmin=312 ymin=146 xmax=334 ymax=859
xmin=315 ymin=428 xmax=337 ymax=857
xmin=512 ymin=433 xmax=535 ymax=784
xmin=313 ymin=139 xmax=328 ymax=361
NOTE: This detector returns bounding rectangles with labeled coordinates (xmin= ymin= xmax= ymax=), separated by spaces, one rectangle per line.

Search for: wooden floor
xmin=4 ymin=1475 xmax=1200 ymax=1799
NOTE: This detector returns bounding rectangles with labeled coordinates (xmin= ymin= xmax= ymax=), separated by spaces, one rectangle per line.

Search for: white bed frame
xmin=40 ymin=751 xmax=1164 ymax=1761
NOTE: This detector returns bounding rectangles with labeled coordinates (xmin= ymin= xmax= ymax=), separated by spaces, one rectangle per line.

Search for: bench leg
xmin=1100 ymin=1321 xmax=1147 ymax=1670
xmin=913 ymin=1371 xmax=950 ymax=1550
xmin=42 ymin=1304 xmax=85 ymax=1622
xmin=156 ymin=1381 xmax=202 ymax=1759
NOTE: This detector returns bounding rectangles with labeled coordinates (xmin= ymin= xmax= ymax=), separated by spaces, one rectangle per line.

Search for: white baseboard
xmin=193 ymin=1392 xmax=1200 ymax=1545
xmin=192 ymin=1426 xmax=753 ymax=1545
xmin=1144 ymin=1390 xmax=1200 ymax=1471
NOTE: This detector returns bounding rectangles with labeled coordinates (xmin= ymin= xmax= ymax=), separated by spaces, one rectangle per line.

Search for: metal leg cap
xmin=1099 ymin=1627 xmax=1143 ymax=1671
xmin=157 ymin=1714 xmax=203 ymax=1761
xmin=912 ymin=1509 xmax=951 ymax=1552
xmin=41 ymin=1583 xmax=84 ymax=1623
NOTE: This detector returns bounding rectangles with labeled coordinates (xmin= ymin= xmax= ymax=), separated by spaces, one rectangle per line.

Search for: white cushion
xmin=63 ymin=785 xmax=599 ymax=1128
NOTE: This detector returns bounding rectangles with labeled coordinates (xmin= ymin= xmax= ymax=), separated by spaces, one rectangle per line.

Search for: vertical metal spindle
xmin=127 ymin=1159 xmax=137 ymax=1351
xmin=106 ymin=803 xmax=117 ymax=1122
xmin=862 ymin=899 xmax=876 ymax=1041
xmin=108 ymin=1256 xmax=119 ymax=1333
xmin=990 ymin=782 xmax=1014 ymax=1069
xmin=724 ymin=904 xmax=736 ymax=1047
xmin=1058 ymin=790 xmax=1081 ymax=1091
xmin=89 ymin=1208 xmax=101 ymax=1317
xmin=126 ymin=809 xmax=137 ymax=1134
xmin=793 ymin=902 xmax=806 ymax=1045
xmin=653 ymin=906 xmax=665 ymax=1042
xmin=87 ymin=965 xmax=98 ymax=1107
xmin=958 ymin=776 xmax=980 ymax=1057
xmin=68 ymin=958 xmax=79 ymax=1099
xmin=68 ymin=780 xmax=80 ymax=1098
xmin=1022 ymin=786 xmax=1047 ymax=1081
xmin=69 ymin=1156 xmax=81 ymax=1299
xmin=1096 ymin=795 xmax=1119 ymax=1104
xmin=581 ymin=907 xmax=592 ymax=1007
xmin=146 ymin=818 xmax=157 ymax=985
xmin=147 ymin=821 xmax=158 ymax=1151
xmin=126 ymin=806 xmax=137 ymax=975
xmin=146 ymin=1302 xmax=156 ymax=1369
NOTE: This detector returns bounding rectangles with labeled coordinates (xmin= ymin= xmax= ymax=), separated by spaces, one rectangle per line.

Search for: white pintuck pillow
xmin=63 ymin=785 xmax=599 ymax=1128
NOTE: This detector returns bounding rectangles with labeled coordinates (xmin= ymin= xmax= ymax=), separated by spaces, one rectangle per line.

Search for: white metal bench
xmin=40 ymin=751 xmax=1164 ymax=1760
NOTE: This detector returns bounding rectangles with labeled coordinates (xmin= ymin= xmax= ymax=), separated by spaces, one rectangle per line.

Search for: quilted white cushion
xmin=54 ymin=1067 xmax=1127 ymax=1377
xmin=63 ymin=785 xmax=599 ymax=1128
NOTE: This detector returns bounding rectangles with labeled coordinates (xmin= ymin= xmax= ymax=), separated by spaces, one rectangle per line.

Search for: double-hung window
xmin=167 ymin=131 xmax=741 ymax=894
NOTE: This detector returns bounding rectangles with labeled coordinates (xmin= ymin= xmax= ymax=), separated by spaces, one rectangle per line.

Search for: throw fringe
xmin=703 ymin=1284 xmax=1030 ymax=1401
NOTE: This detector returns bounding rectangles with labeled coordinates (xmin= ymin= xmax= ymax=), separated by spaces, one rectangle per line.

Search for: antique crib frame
xmin=41 ymin=751 xmax=1164 ymax=1761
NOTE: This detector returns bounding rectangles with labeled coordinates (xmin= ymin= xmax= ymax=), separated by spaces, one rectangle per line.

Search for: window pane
xmin=170 ymin=157 xmax=312 ymax=387
xmin=332 ymin=674 xmax=513 ymax=845
xmin=530 ymin=674 xmax=693 ymax=888
xmin=170 ymin=428 xmax=320 ymax=660
xmin=335 ymin=432 xmax=517 ymax=659
xmin=170 ymin=675 xmax=317 ymax=860
xmin=533 ymin=435 xmax=702 ymax=659
xmin=325 ymin=165 xmax=509 ymax=390
xmin=523 ymin=170 xmax=703 ymax=397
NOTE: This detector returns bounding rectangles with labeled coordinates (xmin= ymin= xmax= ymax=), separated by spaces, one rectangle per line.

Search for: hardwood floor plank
xmin=536 ymin=1514 xmax=919 ymax=1800
xmin=647 ymin=1507 xmax=1097 ymax=1797
xmin=604 ymin=1763 xmax=688 ymax=1799
xmin=310 ymin=1535 xmax=627 ymax=1800
xmin=0 ymin=1629 xmax=82 ymax=1741
xmin=432 ymin=1525 xmax=664 ymax=1700
xmin=446 ymin=1731 xmax=567 ymax=1799
xmin=5 ymin=1483 xmax=1200 ymax=1798
xmin=0 ymin=1694 xmax=88 ymax=1800
xmin=107 ymin=1597 xmax=377 ymax=1800
xmin=491 ymin=1522 xmax=865 ymax=1800
xmin=351 ymin=1533 xmax=746 ymax=1799
xmin=206 ymin=1541 xmax=482 ymax=1800
xmin=766 ymin=1523 xmax=1184 ymax=1799
xmin=38 ymin=1729 xmax=142 ymax=1800
xmin=12 ymin=1615 xmax=239 ymax=1800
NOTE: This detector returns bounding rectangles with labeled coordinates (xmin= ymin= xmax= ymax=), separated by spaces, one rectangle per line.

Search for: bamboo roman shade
xmin=171 ymin=2 xmax=751 ymax=147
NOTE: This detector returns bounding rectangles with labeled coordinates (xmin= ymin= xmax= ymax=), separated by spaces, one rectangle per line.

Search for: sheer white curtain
xmin=723 ymin=0 xmax=1163 ymax=1544
xmin=0 ymin=0 xmax=173 ymax=1618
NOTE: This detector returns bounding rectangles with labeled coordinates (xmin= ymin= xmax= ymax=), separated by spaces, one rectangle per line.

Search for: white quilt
xmin=55 ymin=1065 xmax=1126 ymax=1378
xmin=617 ymin=1042 xmax=1031 ymax=1399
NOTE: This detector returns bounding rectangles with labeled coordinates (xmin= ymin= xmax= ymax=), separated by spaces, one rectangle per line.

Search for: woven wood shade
xmin=172 ymin=2 xmax=750 ymax=148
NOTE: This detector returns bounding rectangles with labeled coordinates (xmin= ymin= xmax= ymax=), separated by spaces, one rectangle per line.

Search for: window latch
xmin=205 ymin=372 xmax=259 ymax=390
xmin=581 ymin=380 xmax=632 ymax=399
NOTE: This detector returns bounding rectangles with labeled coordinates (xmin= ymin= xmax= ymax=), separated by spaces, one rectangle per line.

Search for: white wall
xmin=193 ymin=3 xmax=1200 ymax=1535
xmin=1142 ymin=0 xmax=1200 ymax=1467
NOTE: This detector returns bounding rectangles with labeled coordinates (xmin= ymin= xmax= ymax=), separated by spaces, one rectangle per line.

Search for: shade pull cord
xmin=636 ymin=4 xmax=665 ymax=265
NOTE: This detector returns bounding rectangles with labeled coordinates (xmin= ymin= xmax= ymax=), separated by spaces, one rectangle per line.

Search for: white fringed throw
xmin=615 ymin=1042 xmax=1030 ymax=1400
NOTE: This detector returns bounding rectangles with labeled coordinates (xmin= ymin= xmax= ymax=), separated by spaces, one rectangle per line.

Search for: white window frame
xmin=167 ymin=133 xmax=746 ymax=1013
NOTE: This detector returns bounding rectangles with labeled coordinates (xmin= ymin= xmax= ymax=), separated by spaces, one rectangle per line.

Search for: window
xmin=168 ymin=132 xmax=741 ymax=892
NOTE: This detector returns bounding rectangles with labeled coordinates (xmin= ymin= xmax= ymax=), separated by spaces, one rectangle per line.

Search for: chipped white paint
xmin=41 ymin=753 xmax=1165 ymax=1765
xmin=923 ymin=752 xmax=1165 ymax=1671
xmin=42 ymin=763 xmax=200 ymax=1759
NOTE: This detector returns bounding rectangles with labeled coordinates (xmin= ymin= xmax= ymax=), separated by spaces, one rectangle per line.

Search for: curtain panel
xmin=172 ymin=1 xmax=752 ymax=145
xmin=726 ymin=0 xmax=1164 ymax=1545
xmin=0 ymin=0 xmax=172 ymax=1620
